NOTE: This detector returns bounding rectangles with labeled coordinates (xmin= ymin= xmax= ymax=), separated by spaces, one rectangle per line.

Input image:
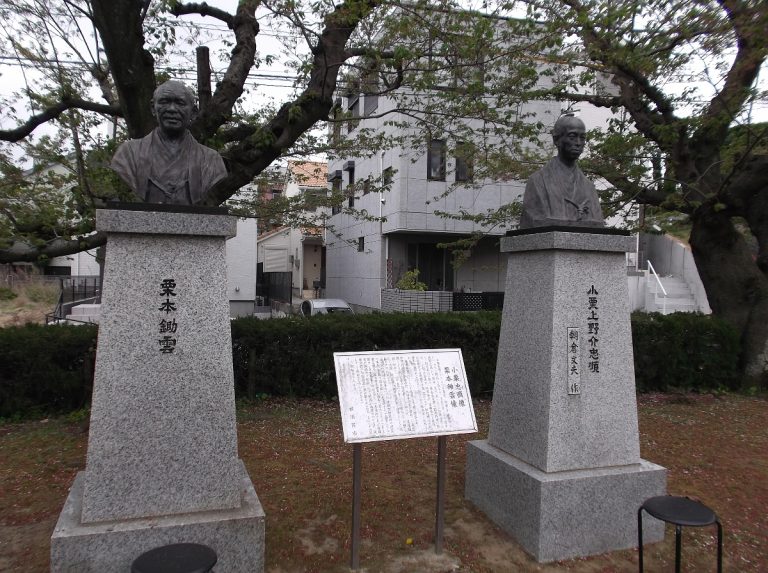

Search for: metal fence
xmin=256 ymin=272 xmax=292 ymax=304
xmin=452 ymin=291 xmax=505 ymax=312
xmin=50 ymin=276 xmax=102 ymax=322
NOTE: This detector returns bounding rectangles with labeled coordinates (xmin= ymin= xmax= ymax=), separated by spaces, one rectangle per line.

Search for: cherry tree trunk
xmin=690 ymin=205 xmax=768 ymax=387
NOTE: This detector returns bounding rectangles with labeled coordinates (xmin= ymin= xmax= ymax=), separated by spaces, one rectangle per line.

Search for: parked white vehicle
xmin=300 ymin=298 xmax=354 ymax=316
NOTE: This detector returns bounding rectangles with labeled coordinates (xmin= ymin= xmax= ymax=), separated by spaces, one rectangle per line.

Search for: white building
xmin=325 ymin=26 xmax=616 ymax=312
xmin=256 ymin=161 xmax=327 ymax=302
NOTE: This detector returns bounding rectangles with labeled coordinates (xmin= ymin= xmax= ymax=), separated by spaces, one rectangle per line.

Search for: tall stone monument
xmin=51 ymin=81 xmax=264 ymax=571
xmin=465 ymin=117 xmax=666 ymax=562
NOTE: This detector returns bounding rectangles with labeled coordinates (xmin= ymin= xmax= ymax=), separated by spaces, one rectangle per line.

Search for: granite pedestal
xmin=51 ymin=208 xmax=265 ymax=572
xmin=465 ymin=229 xmax=666 ymax=562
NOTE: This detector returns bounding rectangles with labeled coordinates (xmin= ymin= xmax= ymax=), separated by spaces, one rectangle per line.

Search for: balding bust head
xmin=151 ymin=81 xmax=197 ymax=139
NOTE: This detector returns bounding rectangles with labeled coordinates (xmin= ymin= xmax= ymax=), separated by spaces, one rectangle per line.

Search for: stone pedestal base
xmin=51 ymin=460 xmax=264 ymax=573
xmin=465 ymin=440 xmax=666 ymax=562
xmin=51 ymin=208 xmax=265 ymax=571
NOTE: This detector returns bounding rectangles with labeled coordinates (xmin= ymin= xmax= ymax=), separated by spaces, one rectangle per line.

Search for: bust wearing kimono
xmin=111 ymin=80 xmax=226 ymax=205
xmin=519 ymin=115 xmax=604 ymax=229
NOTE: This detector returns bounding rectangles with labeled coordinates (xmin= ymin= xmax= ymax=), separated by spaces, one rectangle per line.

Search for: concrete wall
xmin=49 ymin=249 xmax=101 ymax=276
xmin=325 ymin=224 xmax=385 ymax=310
xmin=626 ymin=271 xmax=648 ymax=312
xmin=225 ymin=218 xmax=258 ymax=317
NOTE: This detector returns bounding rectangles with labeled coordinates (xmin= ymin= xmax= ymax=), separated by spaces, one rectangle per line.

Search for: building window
xmin=358 ymin=236 xmax=365 ymax=252
xmin=363 ymin=176 xmax=371 ymax=195
xmin=363 ymin=69 xmax=379 ymax=116
xmin=271 ymin=189 xmax=282 ymax=199
xmin=347 ymin=96 xmax=360 ymax=133
xmin=329 ymin=172 xmax=342 ymax=215
xmin=455 ymin=143 xmax=474 ymax=182
xmin=345 ymin=162 xmax=355 ymax=208
xmin=427 ymin=138 xmax=446 ymax=181
xmin=382 ymin=166 xmax=393 ymax=186
xmin=364 ymin=92 xmax=378 ymax=116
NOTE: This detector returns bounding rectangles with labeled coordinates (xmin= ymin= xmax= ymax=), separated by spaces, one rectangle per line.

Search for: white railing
xmin=647 ymin=260 xmax=668 ymax=314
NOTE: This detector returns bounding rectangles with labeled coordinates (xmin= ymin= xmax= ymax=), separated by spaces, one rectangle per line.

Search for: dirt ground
xmin=1 ymin=394 xmax=766 ymax=572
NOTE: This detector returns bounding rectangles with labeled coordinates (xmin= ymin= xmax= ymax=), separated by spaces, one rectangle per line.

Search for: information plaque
xmin=334 ymin=349 xmax=477 ymax=443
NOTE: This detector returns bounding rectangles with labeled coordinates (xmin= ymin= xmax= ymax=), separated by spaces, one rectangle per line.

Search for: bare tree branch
xmin=0 ymin=232 xmax=107 ymax=264
xmin=205 ymin=0 xmax=381 ymax=205
xmin=0 ymin=98 xmax=121 ymax=142
xmin=557 ymin=0 xmax=682 ymax=144
xmin=690 ymin=0 xmax=768 ymax=153
xmin=190 ymin=1 xmax=260 ymax=141
xmin=169 ymin=1 xmax=236 ymax=27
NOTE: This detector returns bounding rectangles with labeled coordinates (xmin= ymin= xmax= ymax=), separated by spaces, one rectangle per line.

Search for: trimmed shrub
xmin=0 ymin=324 xmax=97 ymax=418
xmin=631 ymin=312 xmax=740 ymax=392
xmin=231 ymin=311 xmax=502 ymax=399
xmin=0 ymin=311 xmax=742 ymax=418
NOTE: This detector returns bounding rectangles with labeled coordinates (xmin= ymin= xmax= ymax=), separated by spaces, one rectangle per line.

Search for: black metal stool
xmin=131 ymin=543 xmax=217 ymax=573
xmin=638 ymin=495 xmax=722 ymax=573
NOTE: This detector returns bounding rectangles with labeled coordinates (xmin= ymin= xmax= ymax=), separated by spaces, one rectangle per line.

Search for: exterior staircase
xmin=646 ymin=276 xmax=698 ymax=314
xmin=64 ymin=303 xmax=102 ymax=324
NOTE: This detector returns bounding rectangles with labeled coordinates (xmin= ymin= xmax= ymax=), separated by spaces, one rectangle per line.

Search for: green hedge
xmin=631 ymin=312 xmax=740 ymax=392
xmin=231 ymin=311 xmax=502 ymax=399
xmin=0 ymin=311 xmax=741 ymax=419
xmin=0 ymin=324 xmax=97 ymax=418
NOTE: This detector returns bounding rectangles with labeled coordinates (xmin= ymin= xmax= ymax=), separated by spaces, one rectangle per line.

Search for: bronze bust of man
xmin=111 ymin=80 xmax=227 ymax=205
xmin=519 ymin=115 xmax=604 ymax=229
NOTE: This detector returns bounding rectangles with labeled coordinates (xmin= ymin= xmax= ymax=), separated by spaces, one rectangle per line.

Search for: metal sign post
xmin=435 ymin=435 xmax=447 ymax=554
xmin=350 ymin=443 xmax=362 ymax=570
xmin=334 ymin=349 xmax=477 ymax=570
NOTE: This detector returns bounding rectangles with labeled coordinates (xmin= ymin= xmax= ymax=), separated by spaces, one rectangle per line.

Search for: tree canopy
xmin=334 ymin=0 xmax=768 ymax=384
xmin=1 ymin=0 xmax=767 ymax=381
xmin=0 ymin=0 xmax=394 ymax=262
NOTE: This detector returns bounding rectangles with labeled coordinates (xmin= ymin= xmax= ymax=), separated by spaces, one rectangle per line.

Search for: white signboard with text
xmin=334 ymin=349 xmax=477 ymax=443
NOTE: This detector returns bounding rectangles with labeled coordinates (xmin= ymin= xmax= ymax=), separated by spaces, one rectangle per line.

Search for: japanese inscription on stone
xmin=587 ymin=285 xmax=600 ymax=374
xmin=567 ymin=327 xmax=581 ymax=395
xmin=334 ymin=349 xmax=477 ymax=443
xmin=158 ymin=278 xmax=178 ymax=354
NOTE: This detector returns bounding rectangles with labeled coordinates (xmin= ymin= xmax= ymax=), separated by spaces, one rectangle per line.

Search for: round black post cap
xmin=131 ymin=543 xmax=218 ymax=573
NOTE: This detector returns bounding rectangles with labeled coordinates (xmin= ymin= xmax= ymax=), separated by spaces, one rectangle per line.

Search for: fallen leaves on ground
xmin=1 ymin=393 xmax=765 ymax=572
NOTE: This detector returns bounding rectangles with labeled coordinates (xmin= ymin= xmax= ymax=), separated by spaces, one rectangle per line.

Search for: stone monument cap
xmin=106 ymin=200 xmax=229 ymax=216
xmin=501 ymin=228 xmax=634 ymax=254
xmin=507 ymin=225 xmax=629 ymax=237
xmin=96 ymin=206 xmax=237 ymax=238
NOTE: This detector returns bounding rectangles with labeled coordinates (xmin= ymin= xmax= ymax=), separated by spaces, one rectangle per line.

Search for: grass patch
xmin=0 ymin=281 xmax=59 ymax=327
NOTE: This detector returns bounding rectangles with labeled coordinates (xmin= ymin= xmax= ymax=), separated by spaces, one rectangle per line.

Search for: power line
xmin=0 ymin=55 xmax=301 ymax=85
xmin=16 ymin=8 xmax=305 ymax=41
